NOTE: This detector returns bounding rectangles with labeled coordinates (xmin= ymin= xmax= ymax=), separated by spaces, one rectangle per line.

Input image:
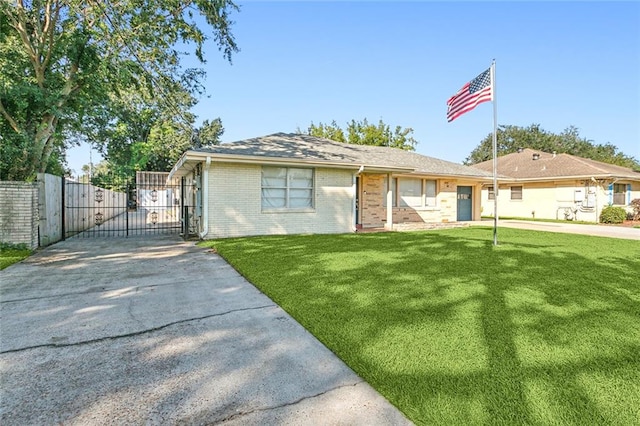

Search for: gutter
xmin=199 ymin=156 xmax=211 ymax=239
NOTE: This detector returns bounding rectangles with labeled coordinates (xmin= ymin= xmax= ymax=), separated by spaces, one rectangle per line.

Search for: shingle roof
xmin=472 ymin=148 xmax=640 ymax=181
xmin=190 ymin=133 xmax=494 ymax=178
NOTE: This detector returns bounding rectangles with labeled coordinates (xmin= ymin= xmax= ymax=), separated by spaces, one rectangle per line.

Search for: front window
xmin=425 ymin=180 xmax=437 ymax=206
xmin=613 ymin=184 xmax=626 ymax=205
xmin=261 ymin=167 xmax=314 ymax=210
xmin=487 ymin=186 xmax=495 ymax=200
xmin=511 ymin=186 xmax=523 ymax=200
xmin=383 ymin=177 xmax=438 ymax=208
xmin=382 ymin=177 xmax=397 ymax=207
xmin=399 ymin=178 xmax=422 ymax=207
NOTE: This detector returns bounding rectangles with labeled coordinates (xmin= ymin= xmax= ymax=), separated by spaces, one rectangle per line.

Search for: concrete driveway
xmin=0 ymin=236 xmax=411 ymax=425
xmin=495 ymin=220 xmax=640 ymax=240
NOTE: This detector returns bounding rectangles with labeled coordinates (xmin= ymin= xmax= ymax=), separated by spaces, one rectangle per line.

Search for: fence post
xmin=126 ymin=182 xmax=130 ymax=237
xmin=61 ymin=176 xmax=66 ymax=241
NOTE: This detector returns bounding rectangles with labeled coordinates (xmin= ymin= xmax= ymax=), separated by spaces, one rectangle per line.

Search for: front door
xmin=457 ymin=186 xmax=473 ymax=221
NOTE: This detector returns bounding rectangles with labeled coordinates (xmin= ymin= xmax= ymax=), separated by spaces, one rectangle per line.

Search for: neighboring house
xmin=168 ymin=133 xmax=494 ymax=239
xmin=472 ymin=148 xmax=640 ymax=222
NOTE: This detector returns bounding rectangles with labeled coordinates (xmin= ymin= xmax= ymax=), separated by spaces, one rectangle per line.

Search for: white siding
xmin=479 ymin=180 xmax=622 ymax=222
xmin=207 ymin=163 xmax=354 ymax=238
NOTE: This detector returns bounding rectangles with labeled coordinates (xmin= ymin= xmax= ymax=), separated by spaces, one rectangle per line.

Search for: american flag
xmin=447 ymin=67 xmax=493 ymax=122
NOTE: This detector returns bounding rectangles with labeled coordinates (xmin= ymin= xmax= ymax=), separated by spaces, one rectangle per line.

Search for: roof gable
xmin=472 ymin=148 xmax=640 ymax=181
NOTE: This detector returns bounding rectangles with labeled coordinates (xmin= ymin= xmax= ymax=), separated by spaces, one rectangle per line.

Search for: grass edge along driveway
xmin=0 ymin=243 xmax=32 ymax=270
xmin=200 ymin=227 xmax=640 ymax=425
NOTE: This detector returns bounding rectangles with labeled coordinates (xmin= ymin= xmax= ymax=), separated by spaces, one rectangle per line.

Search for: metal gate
xmin=63 ymin=172 xmax=183 ymax=239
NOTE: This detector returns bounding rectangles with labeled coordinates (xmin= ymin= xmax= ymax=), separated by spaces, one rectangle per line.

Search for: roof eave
xmin=488 ymin=173 xmax=640 ymax=183
xmin=169 ymin=151 xmax=417 ymax=176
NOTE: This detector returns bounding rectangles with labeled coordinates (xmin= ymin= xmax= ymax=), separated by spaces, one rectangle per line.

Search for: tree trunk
xmin=34 ymin=114 xmax=58 ymax=174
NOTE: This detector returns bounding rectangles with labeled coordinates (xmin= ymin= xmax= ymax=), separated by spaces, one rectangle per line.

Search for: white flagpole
xmin=491 ymin=60 xmax=498 ymax=246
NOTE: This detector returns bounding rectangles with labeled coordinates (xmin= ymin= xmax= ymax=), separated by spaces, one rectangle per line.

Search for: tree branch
xmin=0 ymin=100 xmax=22 ymax=134
xmin=12 ymin=0 xmax=45 ymax=87
xmin=41 ymin=0 xmax=60 ymax=72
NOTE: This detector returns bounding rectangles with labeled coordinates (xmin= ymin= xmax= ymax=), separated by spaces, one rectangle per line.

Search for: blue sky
xmin=67 ymin=1 xmax=640 ymax=175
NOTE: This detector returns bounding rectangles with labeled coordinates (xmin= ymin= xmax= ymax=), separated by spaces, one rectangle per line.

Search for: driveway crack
xmin=214 ymin=381 xmax=366 ymax=424
xmin=0 ymin=304 xmax=276 ymax=354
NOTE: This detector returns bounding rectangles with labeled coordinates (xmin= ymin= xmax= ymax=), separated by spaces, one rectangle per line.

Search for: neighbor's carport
xmin=0 ymin=236 xmax=410 ymax=425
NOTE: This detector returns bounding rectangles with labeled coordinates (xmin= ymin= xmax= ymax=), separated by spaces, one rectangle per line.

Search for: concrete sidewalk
xmin=484 ymin=220 xmax=640 ymax=240
xmin=0 ymin=236 xmax=411 ymax=425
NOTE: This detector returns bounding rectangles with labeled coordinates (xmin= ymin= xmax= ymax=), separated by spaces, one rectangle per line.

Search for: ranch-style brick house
xmin=168 ymin=133 xmax=494 ymax=239
xmin=472 ymin=148 xmax=640 ymax=222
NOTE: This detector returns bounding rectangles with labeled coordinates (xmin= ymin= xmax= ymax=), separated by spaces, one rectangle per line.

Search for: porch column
xmin=385 ymin=173 xmax=393 ymax=230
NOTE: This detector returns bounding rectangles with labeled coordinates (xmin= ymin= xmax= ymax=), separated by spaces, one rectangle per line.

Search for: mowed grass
xmin=0 ymin=243 xmax=32 ymax=270
xmin=200 ymin=227 xmax=640 ymax=425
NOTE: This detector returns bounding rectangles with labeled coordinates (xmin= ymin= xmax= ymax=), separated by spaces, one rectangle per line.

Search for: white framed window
xmin=399 ymin=178 xmax=422 ymax=207
xmin=262 ymin=167 xmax=314 ymax=210
xmin=613 ymin=183 xmax=626 ymax=205
xmin=382 ymin=177 xmax=438 ymax=208
xmin=425 ymin=180 xmax=437 ymax=206
xmin=487 ymin=185 xmax=495 ymax=200
xmin=511 ymin=186 xmax=523 ymax=200
xmin=382 ymin=177 xmax=397 ymax=207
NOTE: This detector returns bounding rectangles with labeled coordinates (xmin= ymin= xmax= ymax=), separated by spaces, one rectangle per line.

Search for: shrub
xmin=631 ymin=198 xmax=640 ymax=221
xmin=0 ymin=242 xmax=30 ymax=251
xmin=600 ymin=206 xmax=627 ymax=224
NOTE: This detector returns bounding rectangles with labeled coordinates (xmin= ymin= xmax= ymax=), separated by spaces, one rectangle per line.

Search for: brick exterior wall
xmin=207 ymin=163 xmax=354 ymax=238
xmin=0 ymin=181 xmax=39 ymax=249
xmin=360 ymin=174 xmax=386 ymax=227
xmin=359 ymin=174 xmax=466 ymax=227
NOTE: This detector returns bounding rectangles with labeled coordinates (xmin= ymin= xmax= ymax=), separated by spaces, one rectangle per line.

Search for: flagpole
xmin=491 ymin=60 xmax=498 ymax=246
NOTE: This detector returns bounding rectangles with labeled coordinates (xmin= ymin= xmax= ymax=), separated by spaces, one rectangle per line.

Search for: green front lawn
xmin=0 ymin=243 xmax=32 ymax=270
xmin=200 ymin=228 xmax=640 ymax=425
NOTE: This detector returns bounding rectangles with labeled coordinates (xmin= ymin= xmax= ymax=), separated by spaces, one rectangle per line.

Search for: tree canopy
xmin=465 ymin=124 xmax=640 ymax=169
xmin=0 ymin=0 xmax=238 ymax=181
xmin=301 ymin=118 xmax=418 ymax=151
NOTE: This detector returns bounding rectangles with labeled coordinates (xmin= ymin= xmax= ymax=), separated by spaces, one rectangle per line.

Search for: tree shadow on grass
xmin=212 ymin=227 xmax=640 ymax=425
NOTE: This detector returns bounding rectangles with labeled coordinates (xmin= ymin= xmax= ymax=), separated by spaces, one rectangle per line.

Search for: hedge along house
xmin=472 ymin=148 xmax=640 ymax=222
xmin=168 ymin=133 xmax=494 ymax=239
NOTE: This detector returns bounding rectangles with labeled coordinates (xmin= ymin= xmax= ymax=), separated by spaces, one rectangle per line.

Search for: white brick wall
xmin=207 ymin=163 xmax=354 ymax=238
xmin=0 ymin=182 xmax=39 ymax=249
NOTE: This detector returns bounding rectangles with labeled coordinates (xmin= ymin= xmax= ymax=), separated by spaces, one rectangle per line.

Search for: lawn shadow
xmin=211 ymin=227 xmax=640 ymax=424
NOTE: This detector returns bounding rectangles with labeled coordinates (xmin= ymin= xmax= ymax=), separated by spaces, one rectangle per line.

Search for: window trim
xmin=261 ymin=166 xmax=315 ymax=212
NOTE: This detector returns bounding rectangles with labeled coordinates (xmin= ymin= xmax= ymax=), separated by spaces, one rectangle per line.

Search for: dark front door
xmin=457 ymin=186 xmax=473 ymax=221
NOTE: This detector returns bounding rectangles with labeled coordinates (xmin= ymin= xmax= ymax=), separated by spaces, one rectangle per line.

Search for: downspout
xmin=199 ymin=156 xmax=211 ymax=239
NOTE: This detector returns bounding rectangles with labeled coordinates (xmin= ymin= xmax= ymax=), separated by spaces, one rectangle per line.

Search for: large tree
xmin=465 ymin=124 xmax=639 ymax=169
xmin=301 ymin=118 xmax=418 ymax=151
xmin=0 ymin=0 xmax=238 ymax=181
